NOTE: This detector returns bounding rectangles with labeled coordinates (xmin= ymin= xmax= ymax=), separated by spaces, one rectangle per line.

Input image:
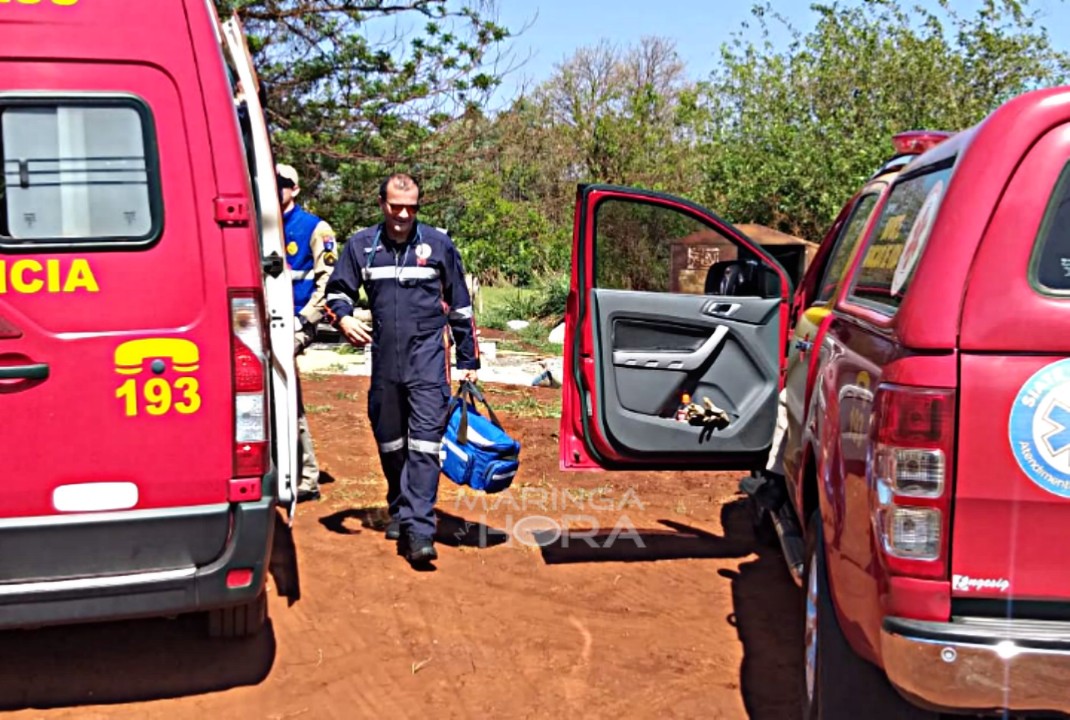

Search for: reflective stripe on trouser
xmin=368 ymin=379 xmax=450 ymax=538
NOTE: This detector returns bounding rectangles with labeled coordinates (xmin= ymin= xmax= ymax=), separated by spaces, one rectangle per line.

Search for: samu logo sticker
xmin=1009 ymin=358 xmax=1070 ymax=498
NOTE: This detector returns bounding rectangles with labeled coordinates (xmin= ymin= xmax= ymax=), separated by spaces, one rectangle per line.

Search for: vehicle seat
xmin=705 ymin=259 xmax=779 ymax=297
xmin=706 ymin=260 xmax=758 ymax=296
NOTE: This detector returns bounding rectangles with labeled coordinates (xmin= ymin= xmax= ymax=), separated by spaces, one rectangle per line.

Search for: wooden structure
xmin=669 ymin=224 xmax=818 ymax=294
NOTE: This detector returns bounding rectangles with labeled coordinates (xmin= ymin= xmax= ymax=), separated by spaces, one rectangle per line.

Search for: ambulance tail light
xmin=869 ymin=384 xmax=956 ymax=580
xmin=231 ymin=292 xmax=268 ymax=483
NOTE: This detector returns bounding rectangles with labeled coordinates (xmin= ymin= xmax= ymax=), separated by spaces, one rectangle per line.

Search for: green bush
xmin=534 ymin=273 xmax=569 ymax=322
xmin=479 ymin=274 xmax=568 ymax=328
xmin=479 ymin=287 xmax=536 ymax=329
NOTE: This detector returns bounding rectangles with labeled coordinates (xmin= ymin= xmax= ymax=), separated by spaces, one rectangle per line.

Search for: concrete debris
xmin=548 ymin=322 xmax=566 ymax=345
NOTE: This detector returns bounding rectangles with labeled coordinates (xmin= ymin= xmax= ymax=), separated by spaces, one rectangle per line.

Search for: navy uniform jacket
xmin=325 ymin=223 xmax=480 ymax=384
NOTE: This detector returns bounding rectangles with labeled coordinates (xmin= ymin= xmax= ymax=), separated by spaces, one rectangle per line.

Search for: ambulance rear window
xmin=0 ymin=99 xmax=160 ymax=247
xmin=1032 ymin=161 xmax=1070 ymax=292
xmin=848 ymin=163 xmax=954 ymax=314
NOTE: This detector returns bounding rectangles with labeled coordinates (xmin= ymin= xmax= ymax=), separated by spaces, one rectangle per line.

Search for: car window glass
xmin=815 ymin=192 xmax=879 ymax=304
xmin=594 ymin=197 xmax=779 ymax=297
xmin=848 ymin=165 xmax=954 ymax=313
xmin=1032 ymin=161 xmax=1070 ymax=292
xmin=0 ymin=103 xmax=157 ymax=244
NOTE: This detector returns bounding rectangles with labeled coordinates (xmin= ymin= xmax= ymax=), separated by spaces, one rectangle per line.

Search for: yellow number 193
xmin=116 ymin=377 xmax=201 ymax=417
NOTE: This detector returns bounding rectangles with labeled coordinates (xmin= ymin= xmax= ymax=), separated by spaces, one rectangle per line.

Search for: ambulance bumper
xmin=882 ymin=615 xmax=1070 ymax=715
xmin=0 ymin=491 xmax=275 ymax=631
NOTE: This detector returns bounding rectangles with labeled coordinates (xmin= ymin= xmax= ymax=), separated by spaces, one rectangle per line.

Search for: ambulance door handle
xmin=0 ymin=363 xmax=49 ymax=380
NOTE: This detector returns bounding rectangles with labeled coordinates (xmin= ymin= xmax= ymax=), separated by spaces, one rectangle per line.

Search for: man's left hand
xmin=461 ymin=369 xmax=478 ymax=383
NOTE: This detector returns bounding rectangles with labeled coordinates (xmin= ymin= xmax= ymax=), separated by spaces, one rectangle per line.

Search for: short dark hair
xmin=378 ymin=173 xmax=421 ymax=201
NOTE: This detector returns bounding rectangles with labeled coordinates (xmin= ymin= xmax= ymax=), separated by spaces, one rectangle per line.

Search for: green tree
xmin=213 ymin=0 xmax=516 ymax=235
xmin=539 ymin=36 xmax=704 ymax=190
xmin=449 ymin=36 xmax=707 ymax=283
xmin=698 ymin=0 xmax=1070 ymax=241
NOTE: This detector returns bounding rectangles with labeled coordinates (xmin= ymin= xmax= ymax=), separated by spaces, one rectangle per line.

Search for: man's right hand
xmin=338 ymin=315 xmax=373 ymax=346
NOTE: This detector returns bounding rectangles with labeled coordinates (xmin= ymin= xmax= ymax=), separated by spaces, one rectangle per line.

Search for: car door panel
xmin=560 ymin=184 xmax=789 ymax=471
xmin=593 ymin=290 xmax=779 ymax=458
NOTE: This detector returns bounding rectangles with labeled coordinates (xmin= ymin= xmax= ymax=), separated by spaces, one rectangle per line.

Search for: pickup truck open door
xmin=559 ymin=185 xmax=791 ymax=472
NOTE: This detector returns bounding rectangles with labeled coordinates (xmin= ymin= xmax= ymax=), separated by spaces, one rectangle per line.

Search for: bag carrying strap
xmin=463 ymin=380 xmax=504 ymax=428
xmin=451 ymin=379 xmax=504 ymax=445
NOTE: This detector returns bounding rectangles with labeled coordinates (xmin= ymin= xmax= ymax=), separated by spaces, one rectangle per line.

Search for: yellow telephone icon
xmin=114 ymin=338 xmax=200 ymax=375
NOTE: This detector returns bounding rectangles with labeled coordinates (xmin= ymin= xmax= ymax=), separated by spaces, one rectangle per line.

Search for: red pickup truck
xmin=559 ymin=84 xmax=1070 ymax=718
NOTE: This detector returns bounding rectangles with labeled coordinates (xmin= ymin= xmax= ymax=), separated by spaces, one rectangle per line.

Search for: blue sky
xmin=487 ymin=0 xmax=1070 ymax=105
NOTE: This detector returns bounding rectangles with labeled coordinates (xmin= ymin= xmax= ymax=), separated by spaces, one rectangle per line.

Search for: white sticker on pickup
xmin=891 ymin=179 xmax=944 ymax=297
xmin=52 ymin=482 xmax=139 ymax=513
xmin=952 ymin=574 xmax=1010 ymax=593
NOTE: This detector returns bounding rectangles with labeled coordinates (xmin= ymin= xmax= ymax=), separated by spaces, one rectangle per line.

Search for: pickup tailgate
xmin=952 ymin=120 xmax=1070 ymax=604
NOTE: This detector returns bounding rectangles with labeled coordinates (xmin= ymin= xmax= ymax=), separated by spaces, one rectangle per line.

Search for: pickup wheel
xmin=207 ymin=590 xmax=268 ymax=639
xmin=801 ymin=511 xmax=937 ymax=720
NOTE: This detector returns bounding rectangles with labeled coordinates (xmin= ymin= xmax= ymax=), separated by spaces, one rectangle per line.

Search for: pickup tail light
xmin=231 ymin=293 xmax=269 ymax=483
xmin=882 ymin=506 xmax=942 ymax=559
xmin=870 ymin=384 xmax=955 ymax=579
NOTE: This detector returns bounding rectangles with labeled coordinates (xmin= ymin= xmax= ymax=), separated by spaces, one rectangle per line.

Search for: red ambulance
xmin=0 ymin=0 xmax=299 ymax=638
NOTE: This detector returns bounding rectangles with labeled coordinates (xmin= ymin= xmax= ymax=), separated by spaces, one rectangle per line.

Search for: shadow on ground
xmin=0 ymin=510 xmax=309 ymax=711
xmin=514 ymin=496 xmax=805 ymax=720
xmin=0 ymin=613 xmax=276 ymax=711
xmin=318 ymin=506 xmax=509 ymax=550
xmin=270 ymin=509 xmax=302 ymax=606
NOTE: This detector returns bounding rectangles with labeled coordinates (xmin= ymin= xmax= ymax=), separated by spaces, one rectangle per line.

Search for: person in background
xmin=277 ymin=162 xmax=338 ymax=502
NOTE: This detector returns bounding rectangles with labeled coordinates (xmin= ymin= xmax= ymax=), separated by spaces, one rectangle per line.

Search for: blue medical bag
xmin=442 ymin=381 xmax=520 ymax=494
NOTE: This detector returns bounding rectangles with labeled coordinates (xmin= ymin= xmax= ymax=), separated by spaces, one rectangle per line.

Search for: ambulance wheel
xmin=207 ymin=590 xmax=268 ymax=639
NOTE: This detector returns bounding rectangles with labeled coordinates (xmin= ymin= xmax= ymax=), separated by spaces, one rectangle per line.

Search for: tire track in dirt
xmin=431 ymin=453 xmax=795 ymax=717
xmin=420 ymin=555 xmax=549 ymax=715
xmin=561 ymin=615 xmax=594 ymax=707
xmin=430 ymin=548 xmax=600 ymax=713
xmin=296 ymin=533 xmax=484 ymax=720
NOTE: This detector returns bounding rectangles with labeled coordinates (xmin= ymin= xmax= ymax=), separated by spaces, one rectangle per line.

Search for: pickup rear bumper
xmin=882 ymin=615 xmax=1070 ymax=715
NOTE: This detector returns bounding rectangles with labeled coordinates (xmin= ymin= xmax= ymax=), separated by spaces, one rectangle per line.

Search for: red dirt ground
xmin=2 ymin=373 xmax=803 ymax=720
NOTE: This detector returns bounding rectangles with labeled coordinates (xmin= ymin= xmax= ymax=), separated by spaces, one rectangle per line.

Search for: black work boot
xmin=385 ymin=515 xmax=401 ymax=540
xmin=405 ymin=532 xmax=438 ymax=564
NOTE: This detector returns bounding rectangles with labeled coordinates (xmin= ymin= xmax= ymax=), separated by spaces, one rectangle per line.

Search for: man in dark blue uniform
xmin=325 ymin=173 xmax=479 ymax=565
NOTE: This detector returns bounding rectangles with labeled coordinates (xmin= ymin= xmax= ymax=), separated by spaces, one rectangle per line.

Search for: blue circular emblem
xmin=1009 ymin=358 xmax=1070 ymax=498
